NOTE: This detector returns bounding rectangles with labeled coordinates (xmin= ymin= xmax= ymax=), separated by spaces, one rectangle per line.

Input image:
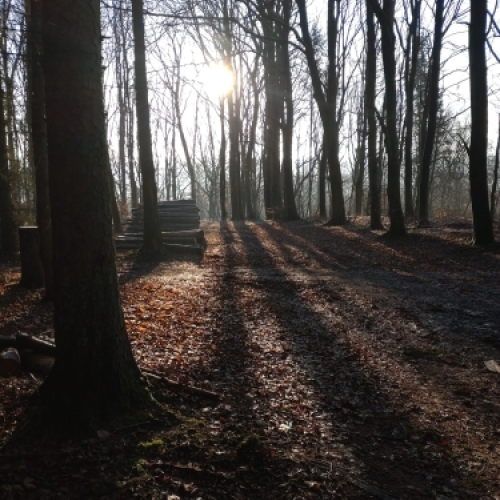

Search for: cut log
xmin=16 ymin=332 xmax=56 ymax=356
xmin=20 ymin=350 xmax=54 ymax=376
xmin=18 ymin=226 xmax=44 ymax=288
xmin=0 ymin=348 xmax=21 ymax=376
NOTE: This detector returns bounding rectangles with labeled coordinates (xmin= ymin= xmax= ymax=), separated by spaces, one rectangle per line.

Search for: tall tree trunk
xmin=281 ymin=0 xmax=299 ymax=221
xmin=223 ymin=0 xmax=243 ymax=220
xmin=491 ymin=116 xmax=500 ymax=220
xmin=261 ymin=3 xmax=282 ymax=219
xmin=365 ymin=0 xmax=383 ymax=229
xmin=29 ymin=0 xmax=53 ymax=297
xmin=468 ymin=0 xmax=494 ymax=244
xmin=114 ymin=7 xmax=127 ymax=204
xmin=131 ymin=0 xmax=162 ymax=255
xmin=325 ymin=0 xmax=346 ymax=226
xmin=296 ymin=0 xmax=345 ymax=223
xmin=403 ymin=0 xmax=421 ymax=217
xmin=40 ymin=0 xmax=152 ymax=429
xmin=244 ymin=60 xmax=259 ymax=220
xmin=354 ymin=104 xmax=366 ymax=216
xmin=370 ymin=0 xmax=406 ymax=236
xmin=173 ymin=82 xmax=197 ymax=203
xmin=219 ymin=97 xmax=227 ymax=219
xmin=0 ymin=87 xmax=16 ymax=257
xmin=418 ymin=0 xmax=444 ymax=226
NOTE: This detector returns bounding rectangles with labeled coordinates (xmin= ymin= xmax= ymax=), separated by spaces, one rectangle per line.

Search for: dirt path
xmin=1 ymin=219 xmax=500 ymax=499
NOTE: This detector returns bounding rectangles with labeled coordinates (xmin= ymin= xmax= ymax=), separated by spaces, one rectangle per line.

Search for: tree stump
xmin=19 ymin=226 xmax=44 ymax=288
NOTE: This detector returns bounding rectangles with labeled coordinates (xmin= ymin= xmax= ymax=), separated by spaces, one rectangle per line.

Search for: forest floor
xmin=1 ymin=217 xmax=500 ymax=499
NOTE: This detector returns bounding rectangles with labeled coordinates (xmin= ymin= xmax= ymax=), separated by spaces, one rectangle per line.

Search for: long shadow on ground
xmin=228 ymin=221 xmax=488 ymax=499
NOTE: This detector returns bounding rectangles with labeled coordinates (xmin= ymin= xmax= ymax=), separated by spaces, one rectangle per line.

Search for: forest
xmin=0 ymin=0 xmax=500 ymax=498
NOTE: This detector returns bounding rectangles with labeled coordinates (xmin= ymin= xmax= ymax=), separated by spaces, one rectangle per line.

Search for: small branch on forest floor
xmin=142 ymin=370 xmax=221 ymax=401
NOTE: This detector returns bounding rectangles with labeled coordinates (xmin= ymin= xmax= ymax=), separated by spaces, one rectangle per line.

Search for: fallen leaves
xmin=1 ymin=219 xmax=500 ymax=498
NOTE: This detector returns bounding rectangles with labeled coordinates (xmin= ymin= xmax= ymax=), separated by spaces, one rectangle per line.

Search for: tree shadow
xmin=227 ymin=220 xmax=491 ymax=498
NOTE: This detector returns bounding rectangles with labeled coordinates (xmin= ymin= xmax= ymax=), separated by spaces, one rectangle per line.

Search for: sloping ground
xmin=1 ymin=219 xmax=500 ymax=499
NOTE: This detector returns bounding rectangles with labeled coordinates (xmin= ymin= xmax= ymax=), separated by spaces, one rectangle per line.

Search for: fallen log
xmin=16 ymin=332 xmax=56 ymax=356
xmin=0 ymin=348 xmax=21 ymax=377
xmin=143 ymin=369 xmax=220 ymax=401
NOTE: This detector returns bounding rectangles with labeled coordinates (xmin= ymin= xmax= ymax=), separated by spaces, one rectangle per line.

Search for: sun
xmin=202 ymin=62 xmax=234 ymax=98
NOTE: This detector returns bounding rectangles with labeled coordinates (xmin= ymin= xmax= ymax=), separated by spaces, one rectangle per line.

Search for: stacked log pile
xmin=115 ymin=200 xmax=206 ymax=254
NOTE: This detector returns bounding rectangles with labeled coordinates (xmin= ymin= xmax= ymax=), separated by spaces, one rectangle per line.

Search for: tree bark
xmin=403 ymin=0 xmax=421 ymax=217
xmin=224 ymin=0 xmax=243 ymax=220
xmin=0 ymin=87 xmax=17 ymax=257
xmin=468 ymin=0 xmax=494 ymax=244
xmin=418 ymin=0 xmax=444 ymax=226
xmin=281 ymin=0 xmax=299 ymax=221
xmin=131 ymin=0 xmax=162 ymax=255
xmin=41 ymin=0 xmax=152 ymax=429
xmin=365 ymin=0 xmax=383 ymax=229
xmin=30 ymin=0 xmax=53 ymax=298
xmin=296 ymin=0 xmax=346 ymax=224
xmin=369 ymin=0 xmax=406 ymax=236
xmin=491 ymin=116 xmax=500 ymax=220
xmin=219 ymin=97 xmax=227 ymax=219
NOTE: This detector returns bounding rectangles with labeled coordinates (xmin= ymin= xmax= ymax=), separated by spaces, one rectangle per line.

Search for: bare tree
xmin=131 ymin=0 xmax=162 ymax=255
xmin=368 ymin=0 xmax=406 ymax=236
xmin=468 ymin=0 xmax=494 ymax=243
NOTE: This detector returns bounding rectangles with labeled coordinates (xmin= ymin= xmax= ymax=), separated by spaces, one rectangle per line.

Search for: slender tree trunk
xmin=223 ymin=0 xmax=243 ymax=220
xmin=0 ymin=87 xmax=16 ymax=257
xmin=365 ymin=0 xmax=383 ymax=229
xmin=296 ymin=0 xmax=345 ymax=223
xmin=29 ymin=0 xmax=52 ymax=297
xmin=281 ymin=0 xmax=299 ymax=221
xmin=491 ymin=116 xmax=500 ymax=220
xmin=418 ymin=0 xmax=443 ymax=226
xmin=40 ymin=0 xmax=152 ymax=429
xmin=355 ymin=105 xmax=367 ymax=216
xmin=404 ymin=0 xmax=421 ymax=217
xmin=173 ymin=86 xmax=196 ymax=203
xmin=131 ymin=0 xmax=162 ymax=255
xmin=219 ymin=97 xmax=227 ymax=219
xmin=325 ymin=0 xmax=346 ymax=226
xmin=244 ymin=61 xmax=259 ymax=220
xmin=469 ymin=0 xmax=494 ymax=244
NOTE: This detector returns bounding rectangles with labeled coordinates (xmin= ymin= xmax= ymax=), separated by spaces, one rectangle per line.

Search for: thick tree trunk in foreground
xmin=131 ymin=0 xmax=162 ymax=255
xmin=41 ymin=0 xmax=152 ymax=429
xmin=469 ymin=0 xmax=494 ymax=244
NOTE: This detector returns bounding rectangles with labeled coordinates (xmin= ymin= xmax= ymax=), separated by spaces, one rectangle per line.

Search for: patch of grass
xmin=139 ymin=438 xmax=164 ymax=448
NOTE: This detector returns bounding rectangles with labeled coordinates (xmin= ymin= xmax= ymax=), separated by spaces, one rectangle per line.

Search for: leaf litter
xmin=0 ymin=218 xmax=500 ymax=498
